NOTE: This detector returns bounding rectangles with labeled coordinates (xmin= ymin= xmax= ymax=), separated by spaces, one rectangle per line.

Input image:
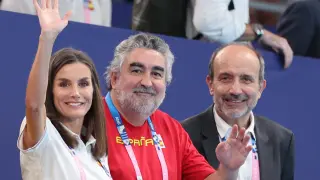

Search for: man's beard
xmin=114 ymin=86 xmax=166 ymax=116
xmin=215 ymin=93 xmax=257 ymax=119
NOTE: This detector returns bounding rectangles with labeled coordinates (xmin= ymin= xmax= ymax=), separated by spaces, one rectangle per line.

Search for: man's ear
xmin=257 ymin=80 xmax=267 ymax=99
xmin=206 ymin=75 xmax=214 ymax=96
xmin=110 ymin=72 xmax=119 ymax=89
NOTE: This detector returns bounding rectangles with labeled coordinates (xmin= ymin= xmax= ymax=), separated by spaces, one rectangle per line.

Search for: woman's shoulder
xmin=17 ymin=116 xmax=64 ymax=154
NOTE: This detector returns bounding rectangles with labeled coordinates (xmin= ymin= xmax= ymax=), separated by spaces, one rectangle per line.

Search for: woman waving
xmin=19 ymin=0 xmax=111 ymax=179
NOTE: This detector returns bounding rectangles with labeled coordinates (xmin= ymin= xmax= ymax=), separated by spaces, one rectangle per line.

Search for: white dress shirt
xmin=213 ymin=106 xmax=258 ymax=180
xmin=188 ymin=0 xmax=249 ymax=43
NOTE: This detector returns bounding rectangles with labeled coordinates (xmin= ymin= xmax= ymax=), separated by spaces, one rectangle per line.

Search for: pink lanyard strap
xmin=125 ymin=145 xmax=143 ymax=179
xmin=155 ymin=145 xmax=169 ymax=180
xmin=221 ymin=130 xmax=260 ymax=180
xmin=123 ymin=140 xmax=168 ymax=180
xmin=251 ymin=153 xmax=260 ymax=180
xmin=83 ymin=0 xmax=91 ymax=23
xmin=119 ymin=130 xmax=168 ymax=180
xmin=69 ymin=148 xmax=112 ymax=179
xmin=235 ymin=153 xmax=260 ymax=180
xmin=106 ymin=93 xmax=168 ymax=180
xmin=70 ymin=149 xmax=87 ymax=180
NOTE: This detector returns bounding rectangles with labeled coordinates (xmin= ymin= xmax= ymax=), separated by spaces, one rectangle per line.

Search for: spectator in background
xmin=132 ymin=0 xmax=293 ymax=68
xmin=249 ymin=0 xmax=283 ymax=26
xmin=192 ymin=0 xmax=293 ymax=68
xmin=132 ymin=0 xmax=189 ymax=38
xmin=277 ymin=0 xmax=320 ymax=58
xmin=1 ymin=0 xmax=112 ymax=27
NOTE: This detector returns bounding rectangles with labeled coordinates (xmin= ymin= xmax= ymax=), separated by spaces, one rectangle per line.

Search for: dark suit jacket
xmin=131 ymin=0 xmax=235 ymax=40
xmin=131 ymin=0 xmax=189 ymax=38
xmin=277 ymin=0 xmax=320 ymax=58
xmin=181 ymin=105 xmax=295 ymax=180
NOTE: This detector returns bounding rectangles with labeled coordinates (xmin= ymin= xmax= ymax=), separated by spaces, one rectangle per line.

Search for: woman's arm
xmin=24 ymin=0 xmax=71 ymax=149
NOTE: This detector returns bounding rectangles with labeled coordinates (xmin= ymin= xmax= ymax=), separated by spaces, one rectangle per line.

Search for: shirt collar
xmin=213 ymin=105 xmax=256 ymax=140
xmin=59 ymin=122 xmax=97 ymax=147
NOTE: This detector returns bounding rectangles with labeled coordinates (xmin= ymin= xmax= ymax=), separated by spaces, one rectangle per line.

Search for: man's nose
xmin=229 ymin=80 xmax=242 ymax=95
xmin=140 ymin=73 xmax=153 ymax=87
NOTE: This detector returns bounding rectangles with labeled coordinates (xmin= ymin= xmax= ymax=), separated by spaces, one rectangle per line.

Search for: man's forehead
xmin=215 ymin=60 xmax=259 ymax=78
xmin=216 ymin=70 xmax=257 ymax=78
xmin=215 ymin=63 xmax=259 ymax=77
xmin=123 ymin=49 xmax=166 ymax=69
xmin=215 ymin=46 xmax=259 ymax=69
xmin=217 ymin=45 xmax=258 ymax=60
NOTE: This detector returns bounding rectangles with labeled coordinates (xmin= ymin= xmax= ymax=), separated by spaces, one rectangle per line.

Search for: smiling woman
xmin=53 ymin=63 xmax=92 ymax=123
xmin=19 ymin=0 xmax=112 ymax=179
xmin=45 ymin=48 xmax=105 ymax=148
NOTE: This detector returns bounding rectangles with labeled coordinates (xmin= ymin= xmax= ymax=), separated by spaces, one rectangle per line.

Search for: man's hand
xmin=205 ymin=125 xmax=252 ymax=180
xmin=259 ymin=30 xmax=293 ymax=69
xmin=216 ymin=125 xmax=252 ymax=170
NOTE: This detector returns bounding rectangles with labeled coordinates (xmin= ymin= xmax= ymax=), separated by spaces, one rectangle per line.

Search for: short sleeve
xmin=180 ymin=126 xmax=215 ymax=180
xmin=193 ymin=0 xmax=246 ymax=43
xmin=17 ymin=117 xmax=53 ymax=156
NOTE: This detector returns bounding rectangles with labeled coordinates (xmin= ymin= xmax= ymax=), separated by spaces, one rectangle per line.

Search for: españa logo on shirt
xmin=116 ymin=136 xmax=154 ymax=146
xmin=116 ymin=134 xmax=165 ymax=148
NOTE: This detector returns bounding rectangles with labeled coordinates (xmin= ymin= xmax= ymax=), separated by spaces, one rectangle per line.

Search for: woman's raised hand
xmin=33 ymin=0 xmax=72 ymax=38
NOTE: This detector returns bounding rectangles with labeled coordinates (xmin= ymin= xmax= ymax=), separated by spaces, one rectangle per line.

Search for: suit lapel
xmin=200 ymin=105 xmax=221 ymax=169
xmin=199 ymin=107 xmax=276 ymax=178
xmin=255 ymin=116 xmax=274 ymax=180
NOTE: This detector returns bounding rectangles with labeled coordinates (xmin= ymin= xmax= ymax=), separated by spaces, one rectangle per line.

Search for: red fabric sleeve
xmin=180 ymin=124 xmax=216 ymax=180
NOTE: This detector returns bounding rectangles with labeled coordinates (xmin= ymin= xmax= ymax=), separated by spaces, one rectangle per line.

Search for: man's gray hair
xmin=208 ymin=42 xmax=265 ymax=84
xmin=105 ymin=33 xmax=175 ymax=90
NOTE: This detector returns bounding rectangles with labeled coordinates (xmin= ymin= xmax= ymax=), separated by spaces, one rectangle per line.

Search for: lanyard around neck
xmin=105 ymin=92 xmax=168 ymax=180
xmin=221 ymin=129 xmax=260 ymax=180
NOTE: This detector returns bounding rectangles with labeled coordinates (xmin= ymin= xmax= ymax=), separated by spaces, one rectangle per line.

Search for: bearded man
xmin=103 ymin=33 xmax=254 ymax=180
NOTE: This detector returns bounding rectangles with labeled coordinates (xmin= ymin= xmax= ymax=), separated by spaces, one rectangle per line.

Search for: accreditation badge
xmin=156 ymin=134 xmax=165 ymax=149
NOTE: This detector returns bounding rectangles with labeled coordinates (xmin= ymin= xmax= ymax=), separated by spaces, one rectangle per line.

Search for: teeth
xmin=67 ymin=103 xmax=82 ymax=106
xmin=226 ymin=100 xmax=242 ymax=103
